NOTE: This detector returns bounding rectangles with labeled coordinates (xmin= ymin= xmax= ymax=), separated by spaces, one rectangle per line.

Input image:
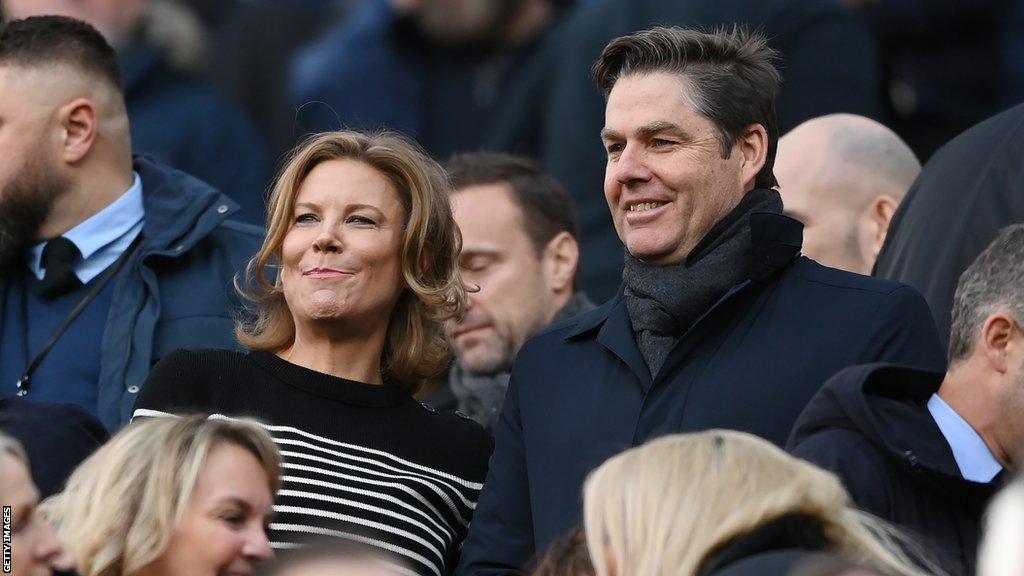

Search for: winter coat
xmin=787 ymin=363 xmax=1003 ymax=576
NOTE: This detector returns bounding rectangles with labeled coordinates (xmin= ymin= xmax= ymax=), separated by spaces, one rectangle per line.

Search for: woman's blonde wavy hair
xmin=44 ymin=416 xmax=281 ymax=576
xmin=236 ymin=130 xmax=466 ymax=390
xmin=583 ymin=430 xmax=941 ymax=576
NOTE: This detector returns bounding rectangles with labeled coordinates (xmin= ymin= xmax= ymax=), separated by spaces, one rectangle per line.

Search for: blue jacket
xmin=0 ymin=157 xmax=263 ymax=431
xmin=457 ymin=213 xmax=946 ymax=576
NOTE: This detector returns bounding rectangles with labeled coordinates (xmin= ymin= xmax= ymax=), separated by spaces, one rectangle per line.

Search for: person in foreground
xmin=788 ymin=224 xmax=1024 ymax=575
xmin=458 ymin=26 xmax=945 ymax=576
xmin=134 ymin=130 xmax=494 ymax=576
xmin=583 ymin=430 xmax=938 ymax=576
xmin=45 ymin=415 xmax=280 ymax=576
xmin=0 ymin=431 xmax=70 ymax=576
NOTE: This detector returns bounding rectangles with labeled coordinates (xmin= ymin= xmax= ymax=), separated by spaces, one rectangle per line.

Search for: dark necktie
xmin=37 ymin=237 xmax=84 ymax=299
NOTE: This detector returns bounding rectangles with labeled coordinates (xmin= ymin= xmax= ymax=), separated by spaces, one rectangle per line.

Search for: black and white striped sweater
xmin=134 ymin=349 xmax=493 ymax=576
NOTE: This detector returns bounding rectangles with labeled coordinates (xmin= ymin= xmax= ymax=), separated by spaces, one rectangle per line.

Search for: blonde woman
xmin=583 ymin=430 xmax=939 ymax=576
xmin=133 ymin=131 xmax=493 ymax=576
xmin=46 ymin=415 xmax=280 ymax=576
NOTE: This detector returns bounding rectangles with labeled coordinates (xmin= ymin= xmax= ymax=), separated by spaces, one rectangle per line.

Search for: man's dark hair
xmin=0 ymin=15 xmax=123 ymax=92
xmin=948 ymin=224 xmax=1024 ymax=363
xmin=593 ymin=26 xmax=781 ymax=189
xmin=445 ymin=152 xmax=582 ymax=290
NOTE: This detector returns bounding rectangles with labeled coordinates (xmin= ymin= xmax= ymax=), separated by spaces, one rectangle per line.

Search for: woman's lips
xmin=302 ymin=268 xmax=351 ymax=278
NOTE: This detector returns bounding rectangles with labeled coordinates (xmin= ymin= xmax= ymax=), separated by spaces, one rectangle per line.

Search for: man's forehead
xmin=451 ymin=183 xmax=531 ymax=244
xmin=452 ymin=182 xmax=519 ymax=217
xmin=603 ymin=71 xmax=707 ymax=132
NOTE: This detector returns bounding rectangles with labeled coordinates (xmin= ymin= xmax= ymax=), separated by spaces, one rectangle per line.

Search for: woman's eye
xmin=221 ymin=513 xmax=246 ymax=527
xmin=347 ymin=215 xmax=376 ymax=226
xmin=294 ymin=213 xmax=318 ymax=224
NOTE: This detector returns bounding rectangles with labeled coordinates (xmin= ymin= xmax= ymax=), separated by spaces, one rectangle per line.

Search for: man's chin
xmin=455 ymin=351 xmax=512 ymax=377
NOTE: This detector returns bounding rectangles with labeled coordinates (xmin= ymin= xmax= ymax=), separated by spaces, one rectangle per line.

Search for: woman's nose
xmin=312 ymin=229 xmax=341 ymax=253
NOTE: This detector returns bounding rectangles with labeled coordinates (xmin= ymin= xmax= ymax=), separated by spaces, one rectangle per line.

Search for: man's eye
xmin=651 ymin=138 xmax=674 ymax=147
xmin=605 ymin=143 xmax=624 ymax=155
xmin=462 ymin=258 xmax=490 ymax=272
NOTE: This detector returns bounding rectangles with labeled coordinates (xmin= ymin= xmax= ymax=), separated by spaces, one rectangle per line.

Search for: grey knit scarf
xmin=450 ymin=291 xmax=597 ymax=429
xmin=624 ymin=188 xmax=784 ymax=377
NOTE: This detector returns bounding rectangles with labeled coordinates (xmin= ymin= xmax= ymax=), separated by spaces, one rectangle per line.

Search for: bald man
xmin=775 ymin=114 xmax=920 ymax=275
xmin=0 ymin=16 xmax=262 ymax=430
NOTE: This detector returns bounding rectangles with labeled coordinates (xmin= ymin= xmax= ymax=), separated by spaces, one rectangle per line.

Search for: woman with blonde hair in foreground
xmin=45 ymin=415 xmax=281 ymax=576
xmin=583 ymin=430 xmax=939 ymax=576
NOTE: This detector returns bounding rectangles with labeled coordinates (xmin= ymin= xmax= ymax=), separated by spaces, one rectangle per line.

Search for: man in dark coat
xmin=789 ymin=225 xmax=1024 ymax=576
xmin=874 ymin=102 xmax=1024 ymax=351
xmin=487 ymin=0 xmax=882 ymax=300
xmin=457 ymin=27 xmax=944 ymax=576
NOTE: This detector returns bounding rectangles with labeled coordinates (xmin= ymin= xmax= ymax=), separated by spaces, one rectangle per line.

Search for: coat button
xmin=127 ymin=385 xmax=140 ymax=394
xmin=420 ymin=402 xmax=436 ymax=413
xmin=217 ymin=204 xmax=229 ymax=214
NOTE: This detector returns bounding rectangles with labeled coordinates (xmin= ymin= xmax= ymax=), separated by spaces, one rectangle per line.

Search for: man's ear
xmin=865 ymin=194 xmax=899 ymax=261
xmin=737 ymin=123 xmax=768 ymax=190
xmin=542 ymin=231 xmax=579 ymax=294
xmin=59 ymin=98 xmax=98 ymax=164
xmin=981 ymin=311 xmax=1018 ymax=373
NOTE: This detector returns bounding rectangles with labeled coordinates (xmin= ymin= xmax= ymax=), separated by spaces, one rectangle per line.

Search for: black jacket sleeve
xmin=456 ymin=371 xmax=535 ymax=576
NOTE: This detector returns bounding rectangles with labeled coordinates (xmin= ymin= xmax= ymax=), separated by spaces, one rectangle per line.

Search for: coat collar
xmin=133 ymin=155 xmax=242 ymax=255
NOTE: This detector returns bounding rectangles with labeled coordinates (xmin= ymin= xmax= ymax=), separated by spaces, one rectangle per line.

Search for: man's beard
xmin=0 ymin=158 xmax=66 ymax=271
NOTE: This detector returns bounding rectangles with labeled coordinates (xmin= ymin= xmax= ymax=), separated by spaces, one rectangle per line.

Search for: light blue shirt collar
xmin=29 ymin=172 xmax=145 ymax=284
xmin=927 ymin=393 xmax=1003 ymax=483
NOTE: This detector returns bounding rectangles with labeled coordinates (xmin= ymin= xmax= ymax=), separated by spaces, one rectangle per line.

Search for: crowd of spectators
xmin=2 ymin=1 xmax=1024 ymax=576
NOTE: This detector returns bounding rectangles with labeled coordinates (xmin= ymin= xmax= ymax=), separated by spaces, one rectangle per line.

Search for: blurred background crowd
xmin=4 ymin=0 xmax=1023 ymax=299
